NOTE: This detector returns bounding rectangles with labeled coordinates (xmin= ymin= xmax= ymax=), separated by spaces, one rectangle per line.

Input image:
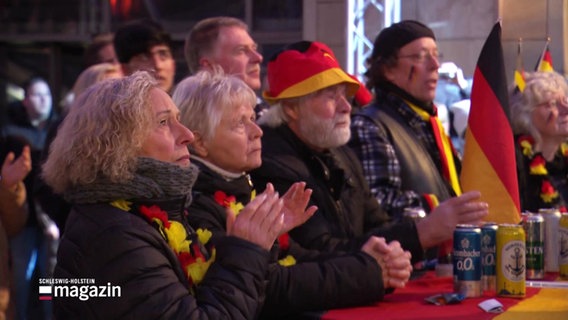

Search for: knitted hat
xmin=263 ymin=41 xmax=359 ymax=104
xmin=370 ymin=20 xmax=435 ymax=61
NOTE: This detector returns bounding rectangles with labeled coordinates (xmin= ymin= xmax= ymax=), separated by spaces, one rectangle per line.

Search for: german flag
xmin=513 ymin=38 xmax=525 ymax=93
xmin=535 ymin=39 xmax=554 ymax=72
xmin=460 ymin=22 xmax=521 ymax=224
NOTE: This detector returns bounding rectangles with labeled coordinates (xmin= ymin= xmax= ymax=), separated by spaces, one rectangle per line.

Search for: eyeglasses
xmin=397 ymin=50 xmax=442 ymax=63
xmin=537 ymin=96 xmax=568 ymax=109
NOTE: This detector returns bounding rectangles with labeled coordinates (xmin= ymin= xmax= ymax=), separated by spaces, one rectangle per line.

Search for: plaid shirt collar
xmin=374 ymin=84 xmax=442 ymax=166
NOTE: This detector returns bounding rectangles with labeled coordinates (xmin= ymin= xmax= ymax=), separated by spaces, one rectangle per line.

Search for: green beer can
xmin=523 ymin=213 xmax=545 ymax=279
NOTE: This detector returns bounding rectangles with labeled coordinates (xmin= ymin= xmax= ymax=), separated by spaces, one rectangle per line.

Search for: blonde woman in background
xmin=63 ymin=62 xmax=123 ymax=113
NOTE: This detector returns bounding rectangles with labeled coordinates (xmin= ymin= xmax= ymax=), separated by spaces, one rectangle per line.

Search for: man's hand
xmin=361 ymin=236 xmax=413 ymax=289
xmin=417 ymin=191 xmax=488 ymax=248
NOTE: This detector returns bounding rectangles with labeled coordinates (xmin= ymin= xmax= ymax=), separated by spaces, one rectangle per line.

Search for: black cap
xmin=370 ymin=20 xmax=435 ymax=61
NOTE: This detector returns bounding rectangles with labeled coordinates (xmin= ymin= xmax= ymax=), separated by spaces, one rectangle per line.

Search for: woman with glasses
xmin=512 ymin=71 xmax=568 ymax=212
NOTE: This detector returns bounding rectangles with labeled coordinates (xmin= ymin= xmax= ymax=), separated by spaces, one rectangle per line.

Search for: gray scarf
xmin=65 ymin=157 xmax=199 ymax=207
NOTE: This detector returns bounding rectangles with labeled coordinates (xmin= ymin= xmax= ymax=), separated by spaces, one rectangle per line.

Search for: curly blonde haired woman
xmin=43 ymin=71 xmax=310 ymax=319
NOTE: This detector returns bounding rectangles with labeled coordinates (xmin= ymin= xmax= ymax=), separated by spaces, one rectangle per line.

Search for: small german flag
xmin=535 ymin=38 xmax=554 ymax=72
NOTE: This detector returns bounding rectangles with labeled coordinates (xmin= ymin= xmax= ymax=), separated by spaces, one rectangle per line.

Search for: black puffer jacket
xmin=250 ymin=125 xmax=423 ymax=263
xmin=189 ymin=160 xmax=385 ymax=319
xmin=54 ymin=199 xmax=270 ymax=320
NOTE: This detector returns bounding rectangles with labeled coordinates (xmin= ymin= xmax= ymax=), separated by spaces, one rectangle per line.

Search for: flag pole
xmin=514 ymin=37 xmax=525 ymax=93
xmin=517 ymin=37 xmax=523 ymax=70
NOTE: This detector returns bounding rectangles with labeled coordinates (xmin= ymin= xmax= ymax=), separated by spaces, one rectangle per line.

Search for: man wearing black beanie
xmin=349 ymin=21 xmax=475 ymax=241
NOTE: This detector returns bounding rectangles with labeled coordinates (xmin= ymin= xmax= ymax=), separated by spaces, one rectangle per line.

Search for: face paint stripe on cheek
xmin=408 ymin=66 xmax=415 ymax=81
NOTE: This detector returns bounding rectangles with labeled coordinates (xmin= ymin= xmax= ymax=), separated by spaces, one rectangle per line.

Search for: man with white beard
xmin=251 ymin=41 xmax=488 ymax=262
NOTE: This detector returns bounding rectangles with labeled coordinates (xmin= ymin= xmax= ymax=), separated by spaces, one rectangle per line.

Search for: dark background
xmin=0 ymin=0 xmax=303 ymax=122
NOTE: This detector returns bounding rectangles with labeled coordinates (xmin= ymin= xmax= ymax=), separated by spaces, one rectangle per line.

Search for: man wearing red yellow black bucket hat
xmin=262 ymin=41 xmax=359 ymax=104
xmin=262 ymin=41 xmax=371 ymax=110
xmin=251 ymin=41 xmax=488 ymax=264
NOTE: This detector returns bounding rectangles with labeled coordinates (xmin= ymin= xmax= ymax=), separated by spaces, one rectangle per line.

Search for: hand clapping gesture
xmin=280 ymin=182 xmax=317 ymax=234
xmin=1 ymin=145 xmax=32 ymax=191
xmin=225 ymin=183 xmax=284 ymax=250
xmin=226 ymin=182 xmax=317 ymax=250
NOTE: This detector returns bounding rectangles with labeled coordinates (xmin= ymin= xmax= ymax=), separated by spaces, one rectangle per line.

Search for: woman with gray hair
xmin=42 ymin=71 xmax=304 ymax=319
xmin=173 ymin=70 xmax=413 ymax=319
xmin=512 ymin=71 xmax=568 ymax=212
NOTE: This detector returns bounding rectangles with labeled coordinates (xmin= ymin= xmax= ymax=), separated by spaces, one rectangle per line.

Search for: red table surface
xmin=321 ymin=272 xmax=554 ymax=320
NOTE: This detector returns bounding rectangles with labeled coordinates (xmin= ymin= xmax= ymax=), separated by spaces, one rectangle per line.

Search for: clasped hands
xmin=361 ymin=237 xmax=413 ymax=290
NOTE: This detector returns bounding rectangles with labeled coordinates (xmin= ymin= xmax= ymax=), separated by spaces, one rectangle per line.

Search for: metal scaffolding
xmin=347 ymin=0 xmax=400 ymax=81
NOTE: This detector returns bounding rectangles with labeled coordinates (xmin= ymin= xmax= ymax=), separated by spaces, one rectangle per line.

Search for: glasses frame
xmin=397 ymin=50 xmax=443 ymax=64
xmin=537 ymin=96 xmax=568 ymax=109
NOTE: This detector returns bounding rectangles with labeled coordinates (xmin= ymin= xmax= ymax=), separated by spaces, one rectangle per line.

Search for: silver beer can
xmin=403 ymin=207 xmax=426 ymax=222
xmin=539 ymin=208 xmax=561 ymax=272
xmin=403 ymin=207 xmax=427 ymax=271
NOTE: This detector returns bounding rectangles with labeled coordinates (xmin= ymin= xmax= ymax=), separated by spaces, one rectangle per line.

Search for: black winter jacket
xmin=250 ymin=125 xmax=423 ymax=263
xmin=189 ymin=161 xmax=385 ymax=319
xmin=54 ymin=198 xmax=270 ymax=320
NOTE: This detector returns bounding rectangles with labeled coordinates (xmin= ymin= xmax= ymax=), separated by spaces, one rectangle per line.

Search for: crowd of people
xmin=0 ymin=17 xmax=566 ymax=320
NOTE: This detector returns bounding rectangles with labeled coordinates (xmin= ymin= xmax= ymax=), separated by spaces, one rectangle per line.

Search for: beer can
xmin=403 ymin=207 xmax=426 ymax=222
xmin=539 ymin=208 xmax=561 ymax=272
xmin=520 ymin=211 xmax=531 ymax=221
xmin=403 ymin=207 xmax=430 ymax=272
xmin=480 ymin=223 xmax=497 ymax=293
xmin=496 ymin=224 xmax=526 ymax=298
xmin=522 ymin=213 xmax=545 ymax=279
xmin=560 ymin=213 xmax=568 ymax=279
xmin=453 ymin=224 xmax=482 ymax=298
